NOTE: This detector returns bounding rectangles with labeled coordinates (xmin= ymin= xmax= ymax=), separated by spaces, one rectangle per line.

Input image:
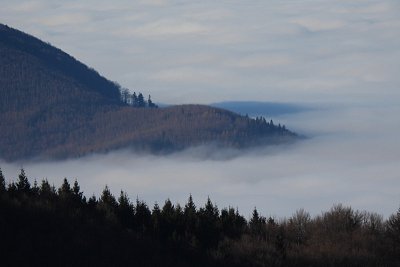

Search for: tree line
xmin=119 ymin=88 xmax=158 ymax=108
xmin=1 ymin=168 xmax=399 ymax=266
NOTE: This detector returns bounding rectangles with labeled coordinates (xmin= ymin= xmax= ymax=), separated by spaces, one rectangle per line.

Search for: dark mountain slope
xmin=0 ymin=23 xmax=296 ymax=161
xmin=48 ymin=104 xmax=295 ymax=158
xmin=0 ymin=24 xmax=121 ymax=101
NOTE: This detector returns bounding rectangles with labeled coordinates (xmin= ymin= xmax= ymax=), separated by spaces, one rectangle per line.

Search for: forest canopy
xmin=1 ymin=168 xmax=399 ymax=267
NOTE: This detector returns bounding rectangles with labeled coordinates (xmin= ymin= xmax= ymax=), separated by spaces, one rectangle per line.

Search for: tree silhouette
xmin=72 ymin=180 xmax=83 ymax=200
xmin=131 ymin=92 xmax=138 ymax=107
xmin=117 ymin=190 xmax=134 ymax=228
xmin=0 ymin=168 xmax=5 ymax=193
xmin=135 ymin=198 xmax=151 ymax=234
xmin=148 ymin=95 xmax=157 ymax=108
xmin=16 ymin=168 xmax=30 ymax=193
xmin=387 ymin=207 xmax=400 ymax=256
xmin=58 ymin=178 xmax=72 ymax=196
xmin=137 ymin=93 xmax=146 ymax=108
xmin=249 ymin=207 xmax=266 ymax=239
xmin=197 ymin=197 xmax=220 ymax=248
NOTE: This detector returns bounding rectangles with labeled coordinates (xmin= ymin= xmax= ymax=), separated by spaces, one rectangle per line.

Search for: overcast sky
xmin=2 ymin=0 xmax=400 ymax=104
xmin=1 ymin=1 xmax=400 ymax=218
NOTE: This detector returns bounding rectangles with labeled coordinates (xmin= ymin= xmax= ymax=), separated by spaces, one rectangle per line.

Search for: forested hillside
xmin=1 ymin=169 xmax=399 ymax=267
xmin=0 ymin=23 xmax=296 ymax=161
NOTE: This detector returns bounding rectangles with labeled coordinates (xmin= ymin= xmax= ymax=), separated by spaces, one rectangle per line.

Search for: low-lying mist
xmin=1 ymin=103 xmax=399 ymax=218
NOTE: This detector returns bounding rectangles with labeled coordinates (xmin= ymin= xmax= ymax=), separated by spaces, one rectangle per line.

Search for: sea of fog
xmin=2 ymin=103 xmax=399 ymax=219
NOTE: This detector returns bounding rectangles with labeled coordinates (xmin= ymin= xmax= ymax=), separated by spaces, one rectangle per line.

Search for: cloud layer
xmin=2 ymin=104 xmax=399 ymax=218
xmin=2 ymin=0 xmax=399 ymax=104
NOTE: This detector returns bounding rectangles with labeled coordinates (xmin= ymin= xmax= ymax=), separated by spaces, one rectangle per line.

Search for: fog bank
xmin=2 ymin=103 xmax=399 ymax=219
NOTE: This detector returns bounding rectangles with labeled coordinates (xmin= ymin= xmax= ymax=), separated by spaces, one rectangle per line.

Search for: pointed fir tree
xmin=147 ymin=95 xmax=157 ymax=108
xmin=249 ymin=207 xmax=266 ymax=238
xmin=184 ymin=194 xmax=197 ymax=240
xmin=118 ymin=190 xmax=134 ymax=228
xmin=204 ymin=196 xmax=219 ymax=218
xmin=88 ymin=194 xmax=97 ymax=208
xmin=184 ymin=194 xmax=196 ymax=215
xmin=135 ymin=198 xmax=152 ymax=234
xmin=197 ymin=197 xmax=220 ymax=248
xmin=132 ymin=92 xmax=138 ymax=107
xmin=58 ymin=178 xmax=72 ymax=196
xmin=137 ymin=93 xmax=145 ymax=108
xmin=17 ymin=168 xmax=30 ymax=193
xmin=100 ymin=185 xmax=117 ymax=208
xmin=39 ymin=179 xmax=56 ymax=200
xmin=72 ymin=180 xmax=83 ymax=199
xmin=32 ymin=179 xmax=39 ymax=196
xmin=162 ymin=198 xmax=175 ymax=217
xmin=152 ymin=202 xmax=161 ymax=236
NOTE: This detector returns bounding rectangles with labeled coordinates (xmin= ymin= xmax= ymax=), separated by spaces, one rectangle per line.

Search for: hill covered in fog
xmin=0 ymin=23 xmax=296 ymax=161
xmin=212 ymin=101 xmax=312 ymax=117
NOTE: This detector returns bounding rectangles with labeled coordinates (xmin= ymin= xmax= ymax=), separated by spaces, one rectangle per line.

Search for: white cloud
xmin=38 ymin=13 xmax=91 ymax=27
xmin=120 ymin=19 xmax=208 ymax=38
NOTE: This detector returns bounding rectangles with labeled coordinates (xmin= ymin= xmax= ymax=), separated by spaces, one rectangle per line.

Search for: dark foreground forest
xmin=1 ymin=168 xmax=399 ymax=267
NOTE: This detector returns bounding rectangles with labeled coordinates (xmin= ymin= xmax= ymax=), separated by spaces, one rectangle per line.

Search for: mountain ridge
xmin=0 ymin=23 xmax=297 ymax=161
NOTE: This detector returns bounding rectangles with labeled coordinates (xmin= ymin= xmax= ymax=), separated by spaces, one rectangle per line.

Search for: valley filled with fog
xmin=2 ymin=102 xmax=399 ymax=218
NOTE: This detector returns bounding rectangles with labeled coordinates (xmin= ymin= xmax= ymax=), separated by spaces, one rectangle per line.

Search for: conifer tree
xmin=39 ymin=179 xmax=56 ymax=199
xmin=72 ymin=180 xmax=83 ymax=199
xmin=147 ymin=95 xmax=157 ymax=108
xmin=88 ymin=194 xmax=97 ymax=208
xmin=249 ymin=207 xmax=266 ymax=238
xmin=118 ymin=190 xmax=134 ymax=228
xmin=131 ymin=92 xmax=138 ymax=107
xmin=16 ymin=168 xmax=30 ymax=193
xmin=160 ymin=199 xmax=175 ymax=239
xmin=152 ymin=202 xmax=161 ymax=236
xmin=184 ymin=194 xmax=196 ymax=215
xmin=135 ymin=198 xmax=151 ymax=234
xmin=137 ymin=93 xmax=145 ymax=108
xmin=0 ymin=168 xmax=5 ymax=193
xmin=32 ymin=179 xmax=39 ymax=196
xmin=58 ymin=178 xmax=72 ymax=196
xmin=162 ymin=199 xmax=174 ymax=217
xmin=184 ymin=194 xmax=197 ymax=241
xmin=198 ymin=197 xmax=220 ymax=248
xmin=100 ymin=185 xmax=117 ymax=208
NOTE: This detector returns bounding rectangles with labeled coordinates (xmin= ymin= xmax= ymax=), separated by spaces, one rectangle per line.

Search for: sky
xmin=1 ymin=1 xmax=400 ymax=218
xmin=1 ymin=0 xmax=400 ymax=104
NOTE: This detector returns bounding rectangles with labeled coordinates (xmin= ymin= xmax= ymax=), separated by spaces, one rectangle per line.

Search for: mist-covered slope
xmin=212 ymin=101 xmax=312 ymax=117
xmin=0 ymin=23 xmax=297 ymax=161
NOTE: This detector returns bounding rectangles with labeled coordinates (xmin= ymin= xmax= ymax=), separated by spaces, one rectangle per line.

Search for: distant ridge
xmin=0 ymin=23 xmax=297 ymax=161
xmin=212 ymin=101 xmax=311 ymax=117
